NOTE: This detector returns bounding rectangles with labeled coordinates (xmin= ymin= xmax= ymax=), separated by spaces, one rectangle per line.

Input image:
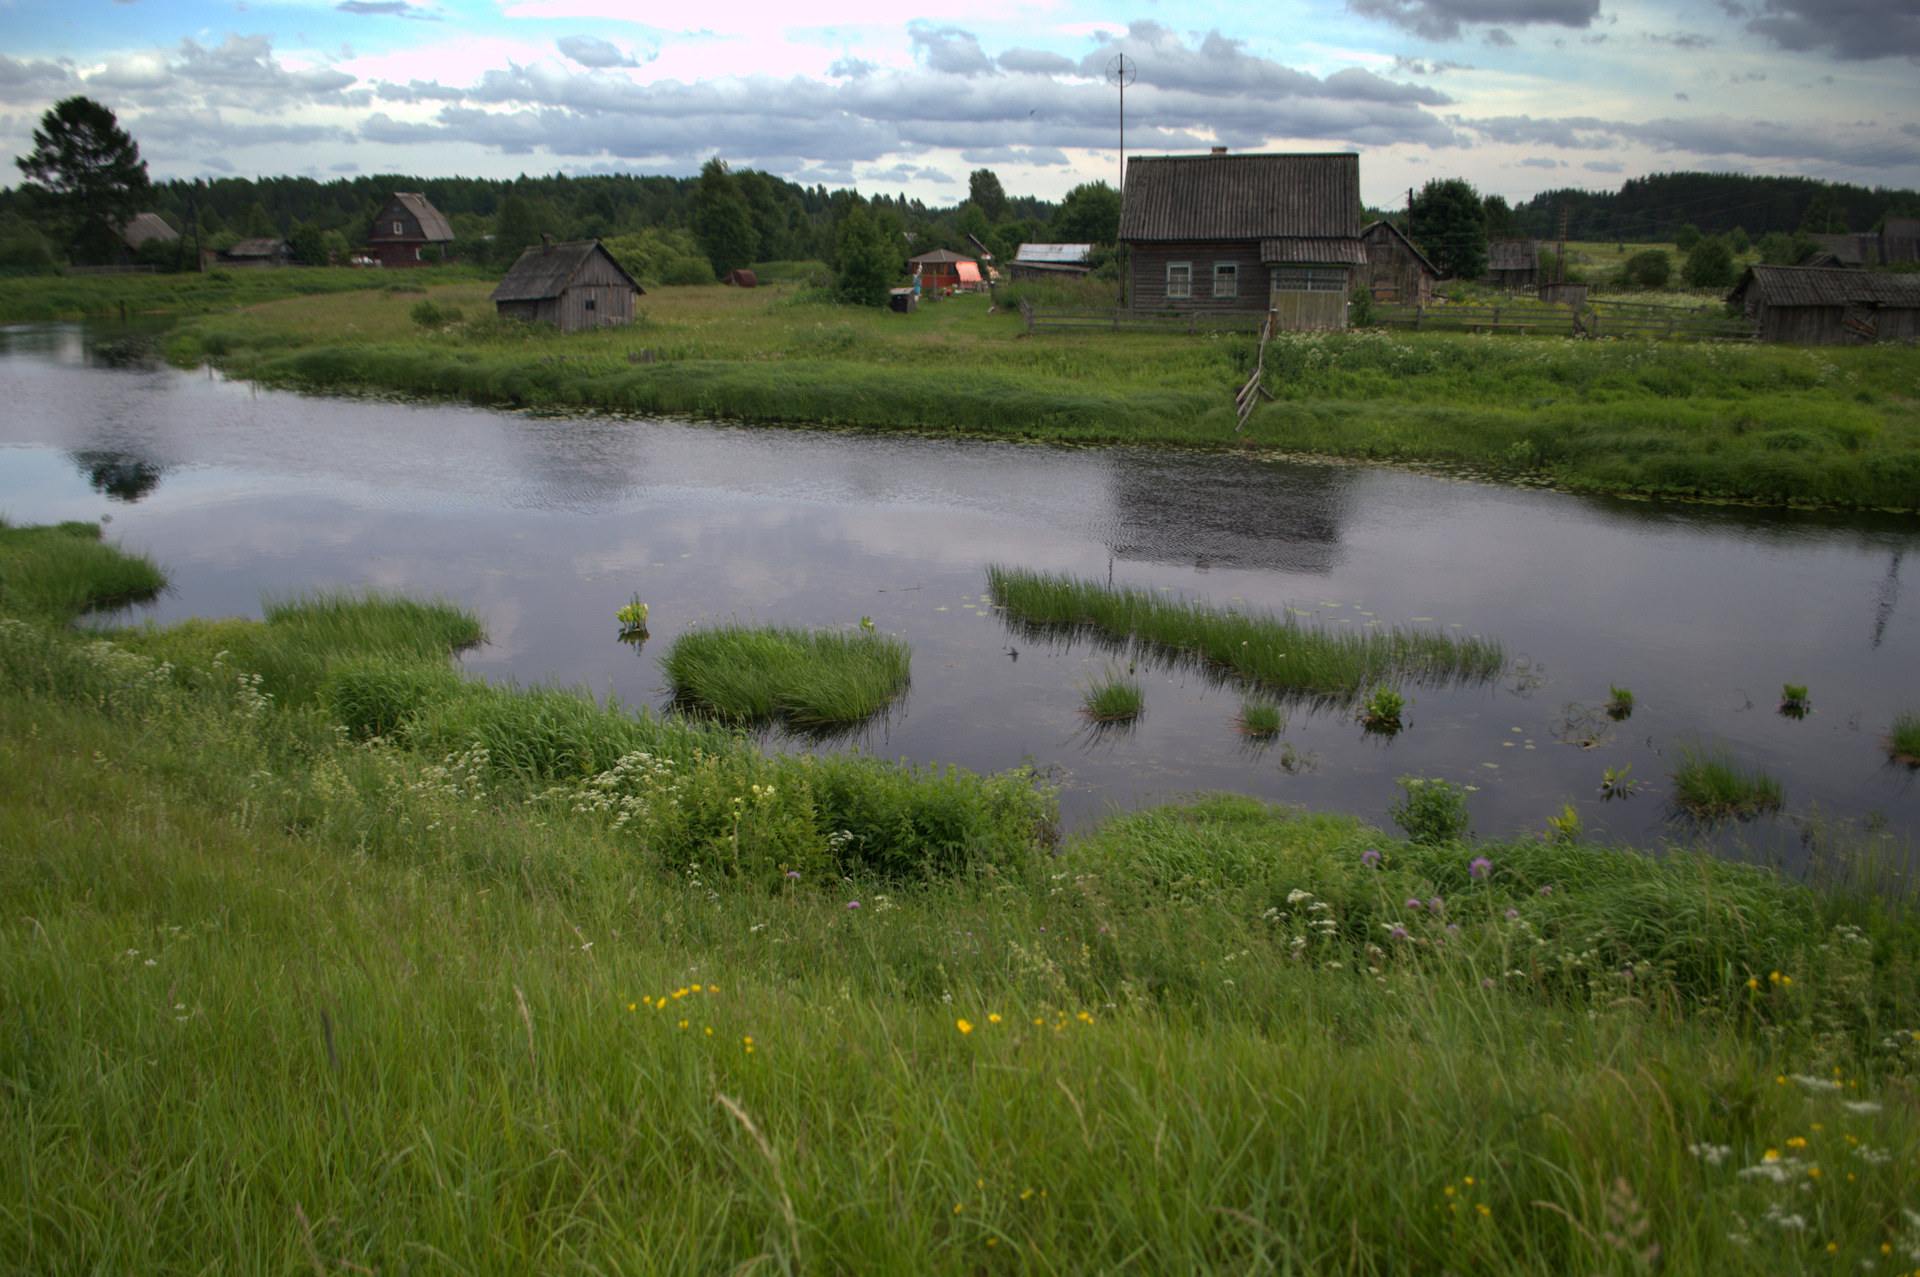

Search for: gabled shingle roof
xmin=1729 ymin=265 xmax=1920 ymax=308
xmin=490 ymin=240 xmax=640 ymax=302
xmin=1119 ymin=153 xmax=1359 ymax=242
xmin=373 ymin=193 xmax=454 ymax=242
xmin=1262 ymin=237 xmax=1367 ymax=265
xmin=908 ymin=249 xmax=976 ymax=265
xmin=118 ymin=212 xmax=178 ymax=248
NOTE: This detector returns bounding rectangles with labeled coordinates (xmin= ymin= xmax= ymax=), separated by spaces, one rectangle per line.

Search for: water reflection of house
xmin=491 ymin=237 xmax=643 ymax=332
xmin=1119 ymin=151 xmax=1365 ymax=330
xmin=1105 ymin=456 xmax=1353 ymax=576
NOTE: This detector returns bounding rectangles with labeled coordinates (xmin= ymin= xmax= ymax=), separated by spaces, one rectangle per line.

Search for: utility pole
xmin=1407 ymin=187 xmax=1415 ymax=238
xmin=1556 ymin=206 xmax=1569 ymax=284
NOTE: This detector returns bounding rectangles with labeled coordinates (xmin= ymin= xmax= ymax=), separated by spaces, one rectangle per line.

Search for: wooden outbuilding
xmin=1727 ymin=265 xmax=1920 ymax=345
xmin=490 ymin=237 xmax=642 ymax=332
xmin=366 ymin=193 xmax=454 ymax=268
xmin=1485 ymin=241 xmax=1540 ymax=290
xmin=1119 ymin=152 xmax=1364 ymax=330
xmin=909 ymin=249 xmax=976 ymax=292
xmin=1886 ymin=218 xmax=1920 ymax=265
xmin=1009 ymin=243 xmax=1093 ymax=280
xmin=1358 ymin=221 xmax=1436 ymax=304
xmin=215 ymin=237 xmax=295 ymax=269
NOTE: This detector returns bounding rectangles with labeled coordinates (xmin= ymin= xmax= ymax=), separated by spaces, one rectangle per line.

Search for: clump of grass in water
xmin=1080 ymin=667 xmax=1144 ymax=723
xmin=663 ymin=622 xmax=910 ymax=727
xmin=0 ymin=519 xmax=166 ymax=623
xmin=1237 ymin=699 xmax=1284 ymax=738
xmin=1780 ymin=682 xmax=1810 ymax=719
xmin=1605 ymin=684 xmax=1635 ymax=720
xmin=1668 ymin=734 xmax=1784 ymax=821
xmin=986 ymin=565 xmax=1504 ymax=705
xmin=1887 ymin=710 xmax=1920 ymax=768
xmin=1357 ymin=685 xmax=1406 ymax=733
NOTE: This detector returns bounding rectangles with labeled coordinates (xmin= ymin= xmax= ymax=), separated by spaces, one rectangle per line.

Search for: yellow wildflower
xmin=957 ymin=1019 xmax=974 ymax=1034
xmin=988 ymin=1013 xmax=1002 ymax=1024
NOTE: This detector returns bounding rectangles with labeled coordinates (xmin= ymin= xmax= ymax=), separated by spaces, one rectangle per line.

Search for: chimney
xmin=541 ymin=233 xmax=553 ymax=252
xmin=1211 ymin=146 xmax=1228 ymax=155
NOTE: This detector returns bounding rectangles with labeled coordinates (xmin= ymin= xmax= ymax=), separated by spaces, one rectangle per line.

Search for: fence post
xmin=1019 ymin=296 xmax=1034 ymax=336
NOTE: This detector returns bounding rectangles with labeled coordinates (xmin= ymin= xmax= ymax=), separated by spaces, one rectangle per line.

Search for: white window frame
xmin=392 ymin=221 xmax=404 ymax=235
xmin=1166 ymin=261 xmax=1193 ymax=299
xmin=1213 ymin=263 xmax=1238 ymax=298
xmin=1272 ymin=266 xmax=1348 ymax=294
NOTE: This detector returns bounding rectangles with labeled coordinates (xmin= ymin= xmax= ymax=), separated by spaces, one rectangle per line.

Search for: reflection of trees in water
xmin=1103 ymin=456 xmax=1354 ymax=575
xmin=71 ymin=450 xmax=167 ymax=503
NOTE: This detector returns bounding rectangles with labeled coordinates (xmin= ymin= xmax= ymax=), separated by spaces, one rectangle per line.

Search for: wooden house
xmin=215 ymin=237 xmax=295 ymax=269
xmin=1009 ymin=243 xmax=1093 ymax=281
xmin=1358 ymin=221 xmax=1435 ymax=304
xmin=115 ymin=213 xmax=179 ymax=264
xmin=1485 ymin=241 xmax=1540 ymax=290
xmin=1118 ymin=152 xmax=1364 ymax=330
xmin=1727 ymin=265 xmax=1920 ymax=345
xmin=909 ymin=249 xmax=976 ymax=292
xmin=490 ymin=238 xmax=642 ymax=332
xmin=366 ymin=193 xmax=454 ymax=268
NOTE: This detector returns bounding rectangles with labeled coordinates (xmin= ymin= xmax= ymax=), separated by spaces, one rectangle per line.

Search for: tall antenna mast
xmin=1106 ymin=53 xmax=1136 ymax=192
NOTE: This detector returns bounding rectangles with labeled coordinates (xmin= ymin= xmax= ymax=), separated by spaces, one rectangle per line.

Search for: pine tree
xmin=14 ymin=96 xmax=151 ymax=265
xmin=692 ymin=159 xmax=758 ymax=275
xmin=833 ymin=201 xmax=895 ymax=306
xmin=968 ymin=169 xmax=1009 ymax=224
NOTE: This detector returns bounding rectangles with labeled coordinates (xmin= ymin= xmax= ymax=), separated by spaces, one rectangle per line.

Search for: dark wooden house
xmin=1485 ymin=241 xmax=1539 ymax=290
xmin=1118 ymin=152 xmax=1364 ymax=330
xmin=1727 ymin=265 xmax=1920 ymax=345
xmin=1009 ymin=243 xmax=1093 ymax=280
xmin=1359 ymin=221 xmax=1436 ymax=304
xmin=214 ymin=237 xmax=295 ymax=269
xmin=366 ymin=193 xmax=454 ymax=268
xmin=490 ymin=237 xmax=642 ymax=332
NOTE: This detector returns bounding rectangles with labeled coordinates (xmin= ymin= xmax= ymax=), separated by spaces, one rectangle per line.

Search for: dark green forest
xmin=1510 ymin=171 xmax=1920 ymax=242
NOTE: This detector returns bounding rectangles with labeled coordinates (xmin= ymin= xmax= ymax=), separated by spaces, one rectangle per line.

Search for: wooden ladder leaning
xmin=1235 ymin=310 xmax=1278 ymax=432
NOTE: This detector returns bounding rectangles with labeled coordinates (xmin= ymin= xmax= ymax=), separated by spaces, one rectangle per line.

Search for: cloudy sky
xmin=4 ymin=0 xmax=1917 ymax=207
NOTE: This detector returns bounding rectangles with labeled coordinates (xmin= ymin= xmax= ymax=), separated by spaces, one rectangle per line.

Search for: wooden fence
xmin=1018 ymin=297 xmax=1269 ymax=337
xmin=1373 ymin=304 xmax=1757 ymax=342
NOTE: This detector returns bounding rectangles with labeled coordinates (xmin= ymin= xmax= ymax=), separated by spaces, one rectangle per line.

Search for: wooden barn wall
xmin=1490 ymin=268 xmax=1537 ymax=290
xmin=1363 ymin=245 xmax=1430 ymax=304
xmin=1761 ymin=304 xmax=1920 ymax=345
xmin=496 ymin=300 xmax=540 ymax=322
xmin=554 ymin=283 xmax=635 ymax=332
xmin=1127 ymin=241 xmax=1270 ymax=314
xmin=1269 ymin=287 xmax=1348 ymax=331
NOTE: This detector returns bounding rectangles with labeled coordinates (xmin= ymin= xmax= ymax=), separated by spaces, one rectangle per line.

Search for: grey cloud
xmin=331 ymin=160 xmax=359 ymax=171
xmin=1518 ymin=155 xmax=1561 ymax=167
xmin=88 ymin=55 xmax=173 ymax=91
xmin=1347 ymin=0 xmax=1597 ymax=41
xmin=1483 ymin=28 xmax=1515 ymax=46
xmin=1083 ymin=21 xmax=1448 ymax=106
xmin=375 ymin=78 xmax=467 ymax=102
xmin=998 ymin=48 xmax=1077 ymax=75
xmin=917 ymin=167 xmax=955 ymax=183
xmin=1675 ymin=91 xmax=1690 ymax=100
xmin=1580 ymin=33 xmax=1608 ymax=44
xmin=557 ymin=36 xmax=639 ymax=68
xmin=959 ymin=145 xmax=1071 ymax=165
xmin=1391 ymin=55 xmax=1474 ymax=73
xmin=1583 ymin=159 xmax=1623 ymax=172
xmin=1470 ymin=110 xmax=1911 ymax=165
xmin=1468 ymin=114 xmax=1619 ymax=148
xmin=827 ymin=57 xmax=876 ymax=78
xmin=200 ymin=155 xmax=234 ymax=171
xmin=0 ymin=54 xmax=76 ymax=104
xmin=909 ymin=24 xmax=994 ymax=77
xmin=1744 ymin=0 xmax=1920 ymax=60
xmin=1648 ymin=31 xmax=1713 ymax=49
xmin=335 ymin=1 xmax=440 ymax=17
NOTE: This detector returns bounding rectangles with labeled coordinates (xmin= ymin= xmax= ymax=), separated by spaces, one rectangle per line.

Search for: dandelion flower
xmin=988 ymin=1013 xmax=1002 ymax=1024
xmin=957 ymin=1019 xmax=974 ymax=1034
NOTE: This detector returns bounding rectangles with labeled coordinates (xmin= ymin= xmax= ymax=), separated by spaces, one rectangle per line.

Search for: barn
xmin=1119 ymin=151 xmax=1364 ymax=330
xmin=490 ymin=237 xmax=643 ymax=332
xmin=366 ymin=193 xmax=454 ymax=268
xmin=1727 ymin=265 xmax=1920 ymax=345
xmin=1359 ymin=221 xmax=1436 ymax=304
xmin=1485 ymin=241 xmax=1540 ymax=290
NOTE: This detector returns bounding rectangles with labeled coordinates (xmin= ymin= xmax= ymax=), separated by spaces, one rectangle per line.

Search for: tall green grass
xmin=988 ymin=564 xmax=1505 ymax=704
xmin=1079 ymin=666 xmax=1144 ymax=722
xmin=1888 ymin=710 xmax=1920 ymax=767
xmin=0 ymin=519 xmax=165 ymax=622
xmin=1669 ymin=734 xmax=1786 ymax=821
xmin=0 ymin=263 xmax=491 ymax=322
xmin=661 ymin=622 xmax=911 ymax=727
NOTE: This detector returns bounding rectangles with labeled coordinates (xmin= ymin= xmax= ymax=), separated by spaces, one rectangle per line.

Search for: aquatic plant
xmin=1080 ymin=668 xmax=1144 ymax=723
xmin=986 ymin=565 xmax=1504 ymax=705
xmin=1668 ymin=734 xmax=1784 ymax=821
xmin=1389 ymin=774 xmax=1475 ymax=845
xmin=1605 ymin=684 xmax=1635 ymax=720
xmin=1236 ymin=699 xmax=1284 ymax=738
xmin=1780 ymin=682 xmax=1810 ymax=718
xmin=662 ymin=622 xmax=910 ymax=727
xmin=1887 ymin=710 xmax=1920 ymax=767
xmin=1599 ymin=764 xmax=1639 ymax=800
xmin=1543 ymin=802 xmax=1584 ymax=844
xmin=1358 ymin=686 xmax=1407 ymax=732
xmin=617 ymin=594 xmax=649 ymax=635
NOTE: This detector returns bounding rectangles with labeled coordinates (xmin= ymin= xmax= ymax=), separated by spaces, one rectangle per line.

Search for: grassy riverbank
xmin=6 ymin=523 xmax=1920 ymax=1272
xmin=148 ymin=280 xmax=1920 ymax=509
xmin=0 ymin=264 xmax=493 ymax=323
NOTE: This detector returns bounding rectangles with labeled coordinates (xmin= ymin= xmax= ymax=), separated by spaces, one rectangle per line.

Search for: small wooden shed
xmin=367 ymin=193 xmax=454 ymax=268
xmin=490 ymin=238 xmax=643 ymax=332
xmin=1727 ymin=265 xmax=1920 ymax=345
xmin=909 ymin=249 xmax=976 ymax=292
xmin=1119 ymin=151 xmax=1364 ymax=330
xmin=216 ymin=238 xmax=295 ymax=269
xmin=1359 ymin=221 xmax=1435 ymax=304
xmin=1485 ymin=241 xmax=1539 ymax=290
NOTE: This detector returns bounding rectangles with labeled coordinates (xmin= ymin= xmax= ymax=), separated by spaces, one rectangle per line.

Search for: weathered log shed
xmin=1727 ymin=265 xmax=1920 ymax=345
xmin=366 ymin=193 xmax=454 ymax=268
xmin=1485 ymin=241 xmax=1540 ymax=290
xmin=1120 ymin=152 xmax=1364 ymax=331
xmin=1359 ymin=220 xmax=1437 ymax=304
xmin=490 ymin=237 xmax=643 ymax=332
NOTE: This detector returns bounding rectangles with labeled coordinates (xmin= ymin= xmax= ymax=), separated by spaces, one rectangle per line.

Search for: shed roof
xmin=1487 ymin=241 xmax=1539 ymax=271
xmin=1360 ymin=220 xmax=1438 ymax=277
xmin=380 ymin=193 xmax=454 ymax=242
xmin=490 ymin=239 xmax=641 ymax=302
xmin=225 ymin=238 xmax=290 ymax=258
xmin=118 ymin=212 xmax=178 ymax=248
xmin=1728 ymin=264 xmax=1920 ymax=308
xmin=908 ymin=249 xmax=975 ymax=265
xmin=1015 ymin=242 xmax=1093 ymax=264
xmin=1262 ymin=237 xmax=1367 ymax=265
xmin=1809 ymin=232 xmax=1878 ymax=266
xmin=1119 ymin=152 xmax=1359 ymax=242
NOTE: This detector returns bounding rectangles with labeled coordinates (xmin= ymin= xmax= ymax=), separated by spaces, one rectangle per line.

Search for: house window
xmin=1213 ymin=263 xmax=1238 ymax=298
xmin=1273 ymin=267 xmax=1348 ymax=294
xmin=1166 ymin=262 xmax=1193 ymax=298
xmin=393 ymin=221 xmax=403 ymax=235
xmin=584 ymin=296 xmax=596 ymax=311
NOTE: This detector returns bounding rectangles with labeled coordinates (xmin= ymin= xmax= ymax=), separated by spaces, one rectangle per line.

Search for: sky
xmin=2 ymin=0 xmax=1917 ymax=209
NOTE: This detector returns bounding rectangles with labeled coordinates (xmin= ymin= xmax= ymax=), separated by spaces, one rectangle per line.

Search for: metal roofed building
xmin=490 ymin=237 xmax=643 ymax=332
xmin=367 ymin=193 xmax=455 ymax=268
xmin=1727 ymin=264 xmax=1920 ymax=344
xmin=1118 ymin=151 xmax=1364 ymax=330
xmin=1009 ymin=243 xmax=1093 ymax=280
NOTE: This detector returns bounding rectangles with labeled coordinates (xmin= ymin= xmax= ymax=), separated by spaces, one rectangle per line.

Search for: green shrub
xmin=1619 ymin=250 xmax=1670 ymax=289
xmin=659 ymin=255 xmax=717 ymax=287
xmin=410 ymin=299 xmax=463 ymax=328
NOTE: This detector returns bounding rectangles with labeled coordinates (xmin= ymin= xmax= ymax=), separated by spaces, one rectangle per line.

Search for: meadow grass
xmin=1078 ymin=667 xmax=1144 ymax=722
xmin=1889 ymin=710 xmax=1920 ymax=767
xmin=0 ymin=518 xmax=166 ymax=622
xmin=149 ymin=283 xmax=1920 ymax=509
xmin=1669 ymin=734 xmax=1787 ymax=821
xmin=0 ymin=263 xmax=491 ymax=322
xmin=5 ymin=526 xmax=1920 ymax=1272
xmin=988 ymin=563 xmax=1505 ymax=705
xmin=661 ymin=622 xmax=911 ymax=727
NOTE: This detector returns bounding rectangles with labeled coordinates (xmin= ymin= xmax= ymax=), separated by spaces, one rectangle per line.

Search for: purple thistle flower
xmin=786 ymin=871 xmax=801 ymax=880
xmin=1469 ymin=857 xmax=1492 ymax=879
xmin=1389 ymin=925 xmax=1410 ymax=941
xmin=1429 ymin=896 xmax=1444 ymax=912
xmin=1505 ymin=909 xmax=1519 ymax=920
xmin=1361 ymin=848 xmax=1382 ymax=868
xmin=847 ymin=901 xmax=861 ymax=909
xmin=1405 ymin=898 xmax=1424 ymax=910
xmin=1447 ymin=924 xmax=1460 ymax=934
xmin=1481 ymin=977 xmax=1495 ymax=990
xmin=1539 ymin=885 xmax=1555 ymax=896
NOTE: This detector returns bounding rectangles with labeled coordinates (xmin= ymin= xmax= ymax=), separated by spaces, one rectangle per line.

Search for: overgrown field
xmin=0 ymin=263 xmax=493 ymax=323
xmin=6 ymin=522 xmax=1920 ymax=1273
xmin=151 ymin=281 xmax=1920 ymax=509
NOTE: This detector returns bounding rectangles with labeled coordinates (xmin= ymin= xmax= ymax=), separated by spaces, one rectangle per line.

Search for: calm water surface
xmin=4 ymin=319 xmax=1916 ymax=852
